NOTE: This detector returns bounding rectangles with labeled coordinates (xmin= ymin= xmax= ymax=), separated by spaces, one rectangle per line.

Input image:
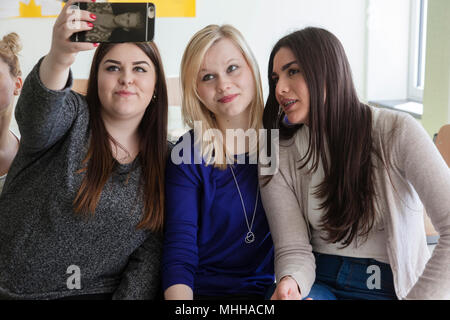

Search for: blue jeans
xmin=306 ymin=252 xmax=397 ymax=300
xmin=267 ymin=252 xmax=397 ymax=300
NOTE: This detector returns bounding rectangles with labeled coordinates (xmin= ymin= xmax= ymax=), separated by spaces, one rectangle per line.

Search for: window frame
xmin=408 ymin=0 xmax=428 ymax=102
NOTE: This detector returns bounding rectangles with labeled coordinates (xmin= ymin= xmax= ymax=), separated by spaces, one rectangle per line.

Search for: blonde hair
xmin=180 ymin=24 xmax=264 ymax=169
xmin=0 ymin=32 xmax=22 ymax=77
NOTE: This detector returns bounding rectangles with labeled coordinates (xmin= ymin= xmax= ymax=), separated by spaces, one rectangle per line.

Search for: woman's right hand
xmin=48 ymin=0 xmax=97 ymax=67
xmin=270 ymin=276 xmax=305 ymax=300
xmin=40 ymin=0 xmax=97 ymax=90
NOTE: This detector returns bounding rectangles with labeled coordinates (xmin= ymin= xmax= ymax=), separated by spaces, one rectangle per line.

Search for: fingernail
xmin=90 ymin=13 xmax=96 ymax=20
xmin=87 ymin=22 xmax=94 ymax=28
xmin=94 ymin=43 xmax=99 ymax=47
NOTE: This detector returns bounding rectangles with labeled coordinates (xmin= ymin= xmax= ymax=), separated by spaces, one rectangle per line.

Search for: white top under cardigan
xmin=305 ymin=139 xmax=390 ymax=263
xmin=259 ymin=106 xmax=450 ymax=299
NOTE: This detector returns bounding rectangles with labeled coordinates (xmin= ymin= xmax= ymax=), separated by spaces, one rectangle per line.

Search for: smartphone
xmin=69 ymin=2 xmax=155 ymax=43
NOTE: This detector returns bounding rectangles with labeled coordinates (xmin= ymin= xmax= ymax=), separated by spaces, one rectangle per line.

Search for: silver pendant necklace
xmin=229 ymin=165 xmax=259 ymax=244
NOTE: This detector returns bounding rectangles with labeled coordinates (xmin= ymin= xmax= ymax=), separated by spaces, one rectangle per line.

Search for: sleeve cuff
xmin=162 ymin=266 xmax=195 ymax=292
xmin=31 ymin=56 xmax=74 ymax=95
xmin=278 ymin=265 xmax=316 ymax=298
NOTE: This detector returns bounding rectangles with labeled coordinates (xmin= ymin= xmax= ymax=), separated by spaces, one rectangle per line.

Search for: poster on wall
xmin=109 ymin=0 xmax=195 ymax=17
xmin=0 ymin=0 xmax=62 ymax=18
xmin=0 ymin=0 xmax=195 ymax=19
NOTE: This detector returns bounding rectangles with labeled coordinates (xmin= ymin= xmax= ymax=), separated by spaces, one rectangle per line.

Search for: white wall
xmin=365 ymin=0 xmax=411 ymax=102
xmin=1 ymin=0 xmax=367 ymax=94
xmin=154 ymin=0 xmax=367 ymax=100
xmin=421 ymin=0 xmax=450 ymax=136
xmin=1 ymin=0 xmax=376 ymax=135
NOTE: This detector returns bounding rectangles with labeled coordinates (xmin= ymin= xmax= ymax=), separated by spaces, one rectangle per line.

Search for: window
xmin=408 ymin=0 xmax=428 ymax=102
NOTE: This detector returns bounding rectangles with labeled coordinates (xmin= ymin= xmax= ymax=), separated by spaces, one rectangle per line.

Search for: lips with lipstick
xmin=115 ymin=90 xmax=136 ymax=97
xmin=281 ymin=98 xmax=298 ymax=111
xmin=218 ymin=94 xmax=239 ymax=103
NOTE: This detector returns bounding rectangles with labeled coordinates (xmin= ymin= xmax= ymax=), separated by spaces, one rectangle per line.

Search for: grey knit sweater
xmin=0 ymin=59 xmax=162 ymax=300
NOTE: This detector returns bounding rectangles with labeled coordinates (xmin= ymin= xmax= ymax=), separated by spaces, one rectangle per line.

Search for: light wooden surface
xmin=166 ymin=77 xmax=182 ymax=106
xmin=72 ymin=79 xmax=88 ymax=95
xmin=435 ymin=124 xmax=450 ymax=167
xmin=424 ymin=209 xmax=438 ymax=237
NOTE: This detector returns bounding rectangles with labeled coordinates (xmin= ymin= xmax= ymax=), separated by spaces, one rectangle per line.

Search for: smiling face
xmin=97 ymin=43 xmax=156 ymax=122
xmin=196 ymin=38 xmax=255 ymax=128
xmin=272 ymin=47 xmax=310 ymax=125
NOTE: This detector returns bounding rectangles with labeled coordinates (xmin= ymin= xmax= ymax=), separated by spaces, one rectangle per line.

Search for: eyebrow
xmin=271 ymin=60 xmax=298 ymax=77
xmin=103 ymin=59 xmax=150 ymax=66
xmin=199 ymin=58 xmax=241 ymax=73
xmin=281 ymin=61 xmax=298 ymax=71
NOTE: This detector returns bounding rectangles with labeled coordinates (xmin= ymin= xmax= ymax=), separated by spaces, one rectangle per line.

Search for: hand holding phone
xmin=49 ymin=0 xmax=97 ymax=68
xmin=40 ymin=0 xmax=97 ymax=91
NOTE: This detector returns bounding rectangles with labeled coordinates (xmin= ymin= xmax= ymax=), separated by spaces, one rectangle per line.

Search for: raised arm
xmin=40 ymin=0 xmax=96 ymax=90
xmin=15 ymin=0 xmax=96 ymax=153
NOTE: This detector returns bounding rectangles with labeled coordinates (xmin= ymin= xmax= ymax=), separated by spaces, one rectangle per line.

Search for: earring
xmin=152 ymin=94 xmax=157 ymax=101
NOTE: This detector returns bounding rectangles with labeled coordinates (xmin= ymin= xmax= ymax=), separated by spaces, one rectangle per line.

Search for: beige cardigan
xmin=260 ymin=107 xmax=450 ymax=299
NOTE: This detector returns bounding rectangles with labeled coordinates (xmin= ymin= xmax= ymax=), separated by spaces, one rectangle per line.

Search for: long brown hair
xmin=263 ymin=27 xmax=378 ymax=247
xmin=74 ymin=42 xmax=168 ymax=233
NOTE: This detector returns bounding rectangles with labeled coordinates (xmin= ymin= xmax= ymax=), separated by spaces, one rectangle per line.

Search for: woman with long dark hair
xmin=261 ymin=27 xmax=450 ymax=300
xmin=0 ymin=0 xmax=167 ymax=299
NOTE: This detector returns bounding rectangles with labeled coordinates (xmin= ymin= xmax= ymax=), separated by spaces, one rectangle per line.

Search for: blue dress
xmin=162 ymin=130 xmax=274 ymax=297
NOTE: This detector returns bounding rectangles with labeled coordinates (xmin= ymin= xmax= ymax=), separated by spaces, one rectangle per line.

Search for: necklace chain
xmin=229 ymin=165 xmax=259 ymax=244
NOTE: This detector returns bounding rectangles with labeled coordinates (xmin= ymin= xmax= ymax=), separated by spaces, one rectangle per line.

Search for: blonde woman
xmin=0 ymin=32 xmax=22 ymax=195
xmin=162 ymin=24 xmax=274 ymax=300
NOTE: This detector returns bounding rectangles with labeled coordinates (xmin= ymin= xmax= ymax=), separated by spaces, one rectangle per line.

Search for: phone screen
xmin=70 ymin=2 xmax=155 ymax=43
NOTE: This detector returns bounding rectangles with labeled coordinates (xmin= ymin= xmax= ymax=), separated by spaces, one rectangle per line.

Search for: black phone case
xmin=70 ymin=2 xmax=155 ymax=43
